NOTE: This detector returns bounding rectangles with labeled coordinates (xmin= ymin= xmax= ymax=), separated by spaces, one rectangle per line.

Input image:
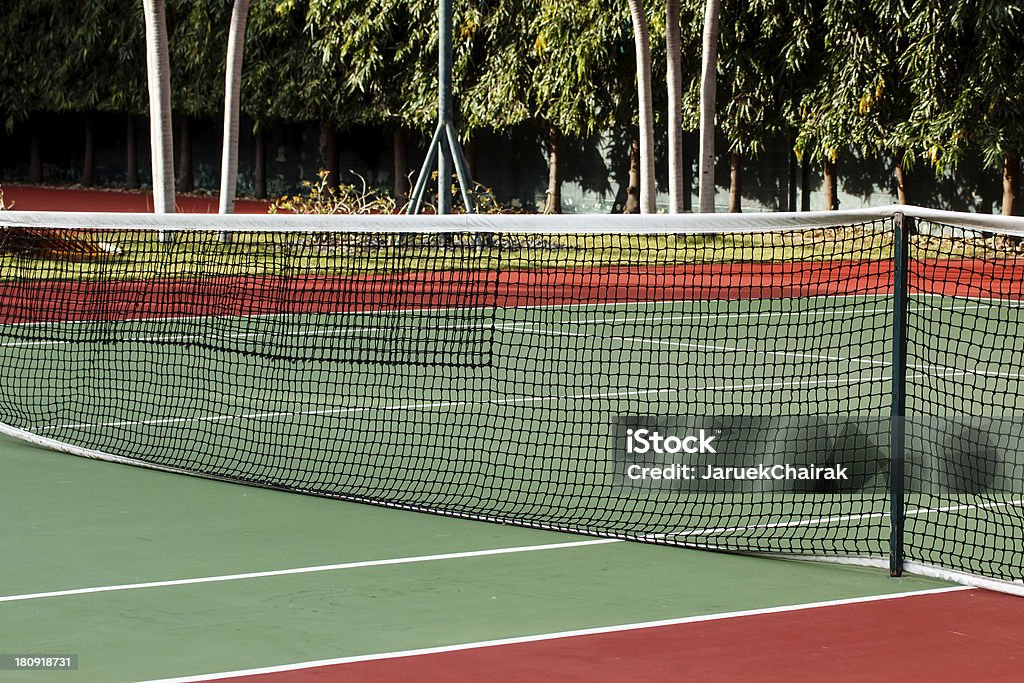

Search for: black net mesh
xmin=0 ymin=213 xmax=1021 ymax=590
xmin=905 ymin=219 xmax=1024 ymax=585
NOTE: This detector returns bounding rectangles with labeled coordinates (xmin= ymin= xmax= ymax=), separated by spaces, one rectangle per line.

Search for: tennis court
xmin=1 ymin=207 xmax=1023 ymax=680
xmin=1 ymin=426 xmax=1022 ymax=681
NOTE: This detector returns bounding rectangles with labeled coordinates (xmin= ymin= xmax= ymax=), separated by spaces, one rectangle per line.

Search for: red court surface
xmin=217 ymin=589 xmax=1022 ymax=682
xmin=1 ymin=258 xmax=1017 ymax=327
xmin=1 ymin=184 xmax=271 ymax=214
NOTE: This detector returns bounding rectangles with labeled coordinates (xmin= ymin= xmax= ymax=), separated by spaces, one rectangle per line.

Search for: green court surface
xmin=3 ymin=295 xmax=1023 ymax=568
xmin=0 ymin=432 xmax=955 ymax=683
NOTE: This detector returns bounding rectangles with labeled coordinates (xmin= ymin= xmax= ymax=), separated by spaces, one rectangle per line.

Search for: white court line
xmin=500 ymin=323 xmax=888 ymax=368
xmin=36 ymin=373 xmax=886 ymax=432
xmin=547 ymin=301 xmax=991 ymax=328
xmin=0 ymin=539 xmax=621 ymax=604
xmin=907 ymin=361 xmax=1024 ymax=381
xmin=0 ymin=292 xmax=1001 ymax=334
xmin=1 ymin=286 xmax=1018 ymax=331
xmin=135 ymin=585 xmax=972 ymax=683
xmin=0 ymin=299 xmax=1002 ymax=349
xmin=506 ymin=322 xmax=1024 ymax=382
xmin=647 ymin=498 xmax=1024 ymax=540
xmin=0 ymin=306 xmax=864 ymax=349
xmin=0 ymin=296 xmax=728 ymax=329
xmin=0 ymin=319 xmax=496 ymax=349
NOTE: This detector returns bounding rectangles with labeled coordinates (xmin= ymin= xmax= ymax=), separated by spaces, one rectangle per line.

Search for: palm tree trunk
xmin=126 ymin=114 xmax=140 ymax=189
xmin=81 ymin=116 xmax=95 ymax=187
xmin=178 ymin=115 xmax=194 ymax=193
xmin=666 ymin=0 xmax=683 ymax=213
xmin=142 ymin=0 xmax=176 ymax=215
xmin=543 ymin=125 xmax=562 ymax=214
xmin=393 ymin=127 xmax=409 ymax=209
xmin=28 ymin=125 xmax=42 ymax=183
xmin=254 ymin=126 xmax=266 ymax=199
xmin=698 ymin=0 xmax=721 ymax=213
xmin=824 ymin=156 xmax=838 ymax=210
xmin=894 ymin=158 xmax=909 ymax=205
xmin=218 ymin=0 xmax=251 ymax=216
xmin=1003 ymin=154 xmax=1021 ymax=216
xmin=728 ymin=150 xmax=742 ymax=213
xmin=627 ymin=0 xmax=656 ymax=214
xmin=624 ymin=129 xmax=641 ymax=214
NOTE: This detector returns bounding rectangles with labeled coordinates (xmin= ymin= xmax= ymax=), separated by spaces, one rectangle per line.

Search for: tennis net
xmin=0 ymin=207 xmax=1021 ymax=594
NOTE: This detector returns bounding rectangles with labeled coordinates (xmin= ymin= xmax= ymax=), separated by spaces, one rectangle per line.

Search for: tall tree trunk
xmin=178 ymin=115 xmax=194 ymax=193
xmin=28 ymin=125 xmax=42 ymax=183
xmin=543 ymin=125 xmax=562 ymax=214
xmin=666 ymin=0 xmax=683 ymax=213
xmin=253 ymin=126 xmax=266 ymax=199
xmin=627 ymin=0 xmax=656 ymax=214
xmin=698 ymin=0 xmax=721 ymax=213
xmin=895 ymin=158 xmax=909 ymax=205
xmin=824 ymin=156 xmax=838 ymax=210
xmin=322 ymin=120 xmax=339 ymax=190
xmin=624 ymin=129 xmax=641 ymax=214
xmin=125 ymin=114 xmax=140 ymax=189
xmin=1003 ymin=154 xmax=1021 ymax=216
xmin=787 ymin=144 xmax=798 ymax=212
xmin=728 ymin=150 xmax=742 ymax=213
xmin=219 ymin=0 xmax=251 ymax=216
xmin=800 ymin=154 xmax=810 ymax=211
xmin=682 ymin=133 xmax=692 ymax=212
xmin=464 ymin=135 xmax=477 ymax=180
xmin=81 ymin=116 xmax=95 ymax=187
xmin=392 ymin=127 xmax=409 ymax=210
xmin=142 ymin=0 xmax=176 ymax=216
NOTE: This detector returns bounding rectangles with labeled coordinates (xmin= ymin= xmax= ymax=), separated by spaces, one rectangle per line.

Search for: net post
xmin=889 ymin=212 xmax=911 ymax=577
xmin=406 ymin=124 xmax=443 ymax=215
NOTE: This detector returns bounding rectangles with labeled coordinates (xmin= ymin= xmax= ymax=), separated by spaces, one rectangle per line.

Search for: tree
xmin=795 ymin=0 xmax=917 ymax=210
xmin=704 ymin=0 xmax=819 ymax=212
xmin=627 ymin=0 xmax=656 ymax=213
xmin=698 ymin=0 xmax=720 ymax=213
xmin=0 ymin=1 xmax=127 ymax=185
xmin=247 ymin=0 xmax=363 ymax=199
xmin=902 ymin=0 xmax=1024 ymax=215
xmin=306 ymin=0 xmax=452 ymax=202
xmin=72 ymin=1 xmax=149 ymax=190
xmin=0 ymin=3 xmax=48 ymax=181
xmin=168 ymin=1 xmax=233 ymax=193
xmin=95 ymin=1 xmax=148 ymax=189
xmin=219 ymin=0 xmax=252 ymax=215
xmin=497 ymin=0 xmax=627 ymax=213
xmin=142 ymin=0 xmax=176 ymax=214
xmin=243 ymin=0 xmax=320 ymax=198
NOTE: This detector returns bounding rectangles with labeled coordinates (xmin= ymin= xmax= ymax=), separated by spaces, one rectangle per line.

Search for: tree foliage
xmin=901 ymin=0 xmax=1024 ymax=172
xmin=0 ymin=0 xmax=1021 ymax=211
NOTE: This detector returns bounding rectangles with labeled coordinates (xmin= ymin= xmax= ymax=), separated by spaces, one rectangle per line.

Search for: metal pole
xmin=890 ymin=213 xmax=911 ymax=577
xmin=445 ymin=121 xmax=475 ymax=213
xmin=406 ymin=124 xmax=443 ymax=215
xmin=407 ymin=0 xmax=474 ymax=215
xmin=436 ymin=0 xmax=453 ymax=214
